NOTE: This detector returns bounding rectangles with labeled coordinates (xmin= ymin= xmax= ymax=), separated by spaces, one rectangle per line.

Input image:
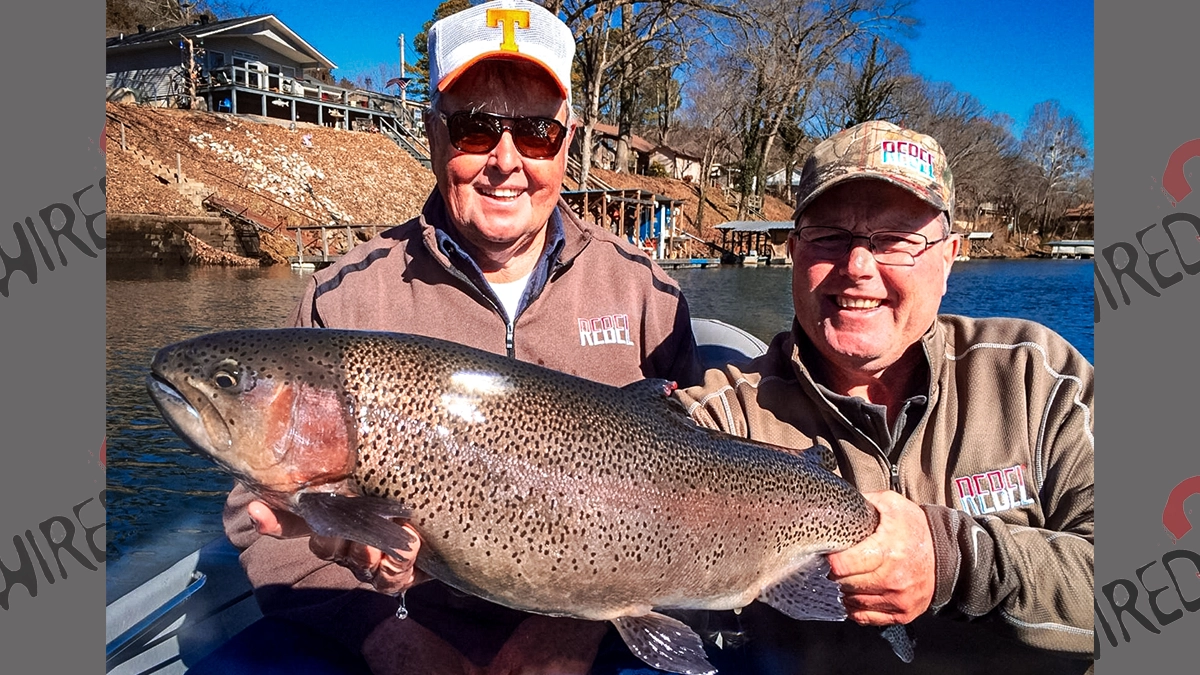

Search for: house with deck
xmin=106 ymin=15 xmax=425 ymax=142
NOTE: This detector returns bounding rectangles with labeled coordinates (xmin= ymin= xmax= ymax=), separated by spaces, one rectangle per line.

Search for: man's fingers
xmin=847 ymin=609 xmax=902 ymax=627
xmin=309 ymin=534 xmax=351 ymax=561
xmin=344 ymin=542 xmax=381 ymax=571
xmin=247 ymin=501 xmax=283 ymax=537
xmin=833 ymin=572 xmax=889 ymax=596
xmin=827 ymin=539 xmax=885 ymax=579
xmin=247 ymin=500 xmax=312 ymax=538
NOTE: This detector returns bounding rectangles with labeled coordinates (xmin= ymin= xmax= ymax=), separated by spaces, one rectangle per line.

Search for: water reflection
xmin=667 ymin=259 xmax=1094 ymax=363
xmin=106 ymin=263 xmax=310 ymax=599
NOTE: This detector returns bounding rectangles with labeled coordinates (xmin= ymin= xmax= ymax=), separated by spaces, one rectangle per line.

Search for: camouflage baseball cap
xmin=792 ymin=121 xmax=954 ymax=224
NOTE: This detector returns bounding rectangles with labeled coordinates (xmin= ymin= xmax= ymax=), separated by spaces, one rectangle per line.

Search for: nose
xmin=842 ymin=240 xmax=878 ymax=277
xmin=488 ymin=130 xmax=522 ymax=173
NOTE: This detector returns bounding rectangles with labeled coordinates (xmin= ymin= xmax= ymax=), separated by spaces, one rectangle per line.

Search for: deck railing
xmin=198 ymin=65 xmax=425 ymax=132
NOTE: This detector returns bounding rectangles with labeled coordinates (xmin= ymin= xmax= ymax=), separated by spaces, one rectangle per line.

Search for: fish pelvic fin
xmin=758 ymin=554 xmax=846 ymax=622
xmin=611 ymin=612 xmax=716 ymax=675
xmin=882 ymin=624 xmax=916 ymax=663
xmin=294 ymin=492 xmax=415 ymax=560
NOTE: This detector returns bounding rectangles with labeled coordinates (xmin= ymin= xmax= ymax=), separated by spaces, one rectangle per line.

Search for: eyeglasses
xmin=794 ymin=226 xmax=950 ymax=266
xmin=437 ymin=110 xmax=568 ymax=160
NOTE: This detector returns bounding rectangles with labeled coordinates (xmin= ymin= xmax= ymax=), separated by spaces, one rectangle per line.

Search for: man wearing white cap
xmin=201 ymin=1 xmax=702 ymax=673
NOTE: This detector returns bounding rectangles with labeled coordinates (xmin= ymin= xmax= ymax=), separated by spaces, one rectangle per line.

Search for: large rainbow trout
xmin=146 ymin=328 xmax=912 ymax=674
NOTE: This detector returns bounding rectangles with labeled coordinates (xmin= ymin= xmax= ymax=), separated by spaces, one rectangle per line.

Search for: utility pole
xmin=398 ymin=34 xmax=407 ymax=106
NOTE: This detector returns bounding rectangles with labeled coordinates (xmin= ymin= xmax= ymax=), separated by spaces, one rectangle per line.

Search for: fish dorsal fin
xmin=611 ymin=612 xmax=716 ymax=675
xmin=294 ymin=492 xmax=416 ymax=560
xmin=799 ymin=444 xmax=839 ymax=474
xmin=758 ymin=554 xmax=846 ymax=621
xmin=621 ymin=378 xmax=693 ymax=418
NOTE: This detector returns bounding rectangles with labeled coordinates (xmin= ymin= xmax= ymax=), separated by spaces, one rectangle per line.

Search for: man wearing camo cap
xmin=677 ymin=121 xmax=1095 ymax=672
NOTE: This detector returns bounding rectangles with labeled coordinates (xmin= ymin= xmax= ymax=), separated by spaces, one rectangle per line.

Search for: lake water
xmin=105 ymin=258 xmax=1093 ymax=600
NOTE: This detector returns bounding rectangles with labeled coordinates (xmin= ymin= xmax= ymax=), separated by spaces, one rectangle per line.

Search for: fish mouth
xmin=146 ymin=373 xmax=230 ymax=460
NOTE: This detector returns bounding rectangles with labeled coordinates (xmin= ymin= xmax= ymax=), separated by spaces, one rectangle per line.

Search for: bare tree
xmin=1020 ymin=100 xmax=1091 ymax=239
xmin=677 ymin=53 xmax=742 ymax=232
xmin=811 ymin=35 xmax=910 ymax=136
xmin=725 ymin=0 xmax=914 ymax=218
xmin=107 ymin=0 xmax=261 ymax=35
xmin=564 ymin=0 xmax=736 ymax=188
xmin=895 ymin=77 xmax=1018 ymax=227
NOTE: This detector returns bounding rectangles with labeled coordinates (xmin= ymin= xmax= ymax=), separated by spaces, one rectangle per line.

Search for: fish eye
xmin=212 ymin=359 xmax=242 ymax=390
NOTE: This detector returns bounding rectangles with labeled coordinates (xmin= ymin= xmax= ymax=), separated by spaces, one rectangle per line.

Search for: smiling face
xmin=790 ymin=179 xmax=960 ymax=379
xmin=427 ymin=60 xmax=574 ymax=272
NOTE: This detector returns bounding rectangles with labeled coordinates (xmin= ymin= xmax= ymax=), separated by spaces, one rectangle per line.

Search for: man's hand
xmin=827 ymin=490 xmax=935 ymax=626
xmin=247 ymin=500 xmax=426 ymax=595
xmin=485 ymin=617 xmax=609 ymax=675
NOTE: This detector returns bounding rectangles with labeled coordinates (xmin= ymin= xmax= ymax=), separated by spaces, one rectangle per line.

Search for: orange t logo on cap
xmin=487 ymin=8 xmax=530 ymax=52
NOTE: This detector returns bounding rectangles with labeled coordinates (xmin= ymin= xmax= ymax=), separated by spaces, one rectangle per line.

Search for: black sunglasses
xmin=438 ymin=110 xmax=568 ymax=160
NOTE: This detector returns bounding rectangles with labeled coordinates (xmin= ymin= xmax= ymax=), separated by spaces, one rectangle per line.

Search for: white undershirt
xmin=487 ymin=272 xmax=531 ymax=322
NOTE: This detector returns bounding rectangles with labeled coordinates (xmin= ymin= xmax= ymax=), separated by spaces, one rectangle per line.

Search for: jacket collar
xmin=786 ymin=317 xmax=945 ymax=403
xmin=414 ymin=189 xmax=590 ymax=316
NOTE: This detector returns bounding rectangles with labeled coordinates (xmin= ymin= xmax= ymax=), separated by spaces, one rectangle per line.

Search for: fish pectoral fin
xmin=757 ymin=554 xmax=846 ymax=621
xmin=882 ymin=624 xmax=916 ymax=663
xmin=611 ymin=612 xmax=716 ymax=675
xmin=294 ymin=492 xmax=416 ymax=559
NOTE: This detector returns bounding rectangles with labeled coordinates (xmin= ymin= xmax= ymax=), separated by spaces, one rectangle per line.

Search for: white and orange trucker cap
xmin=428 ymin=0 xmax=575 ymax=104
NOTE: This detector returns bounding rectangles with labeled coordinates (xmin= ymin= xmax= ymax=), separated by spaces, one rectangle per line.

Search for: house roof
xmin=1064 ymin=203 xmax=1094 ymax=218
xmin=591 ymin=123 xmax=656 ymax=154
xmin=765 ymin=167 xmax=804 ymax=186
xmin=650 ymin=144 xmax=702 ymax=162
xmin=106 ymin=15 xmax=337 ymax=71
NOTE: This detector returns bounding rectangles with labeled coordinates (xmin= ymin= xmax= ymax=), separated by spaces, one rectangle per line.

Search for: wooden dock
xmin=655 ymin=258 xmax=722 ymax=269
xmin=288 ymin=223 xmax=382 ymax=268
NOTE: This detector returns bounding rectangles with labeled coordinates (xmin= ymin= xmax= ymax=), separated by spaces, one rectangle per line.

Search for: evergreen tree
xmin=410 ymin=0 xmax=474 ymax=102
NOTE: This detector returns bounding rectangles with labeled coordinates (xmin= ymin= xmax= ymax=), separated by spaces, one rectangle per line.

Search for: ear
xmin=940 ymin=233 xmax=960 ymax=294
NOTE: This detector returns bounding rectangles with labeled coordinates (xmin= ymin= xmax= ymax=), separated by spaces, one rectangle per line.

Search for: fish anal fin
xmin=758 ymin=555 xmax=846 ymax=622
xmin=611 ymin=612 xmax=716 ymax=675
xmin=294 ymin=492 xmax=415 ymax=559
xmin=882 ymin=624 xmax=916 ymax=663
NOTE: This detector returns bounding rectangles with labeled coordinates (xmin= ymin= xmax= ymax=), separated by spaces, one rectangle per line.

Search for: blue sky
xmin=247 ymin=0 xmax=1093 ymax=144
xmin=898 ymin=0 xmax=1094 ymax=144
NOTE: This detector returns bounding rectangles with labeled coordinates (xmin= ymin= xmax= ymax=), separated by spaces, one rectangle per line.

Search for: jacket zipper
xmin=440 ymin=264 xmax=515 ymax=357
xmin=888 ymin=343 xmax=938 ymax=495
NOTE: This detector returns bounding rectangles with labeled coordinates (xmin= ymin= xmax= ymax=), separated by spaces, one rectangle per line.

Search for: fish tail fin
xmin=881 ymin=624 xmax=915 ymax=663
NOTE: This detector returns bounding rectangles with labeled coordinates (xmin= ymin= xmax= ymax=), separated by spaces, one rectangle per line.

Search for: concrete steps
xmin=131 ymin=147 xmax=212 ymax=211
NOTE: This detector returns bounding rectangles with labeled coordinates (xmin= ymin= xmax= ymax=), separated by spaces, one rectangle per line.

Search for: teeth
xmin=481 ymin=188 xmax=522 ymax=198
xmin=837 ymin=297 xmax=882 ymax=309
